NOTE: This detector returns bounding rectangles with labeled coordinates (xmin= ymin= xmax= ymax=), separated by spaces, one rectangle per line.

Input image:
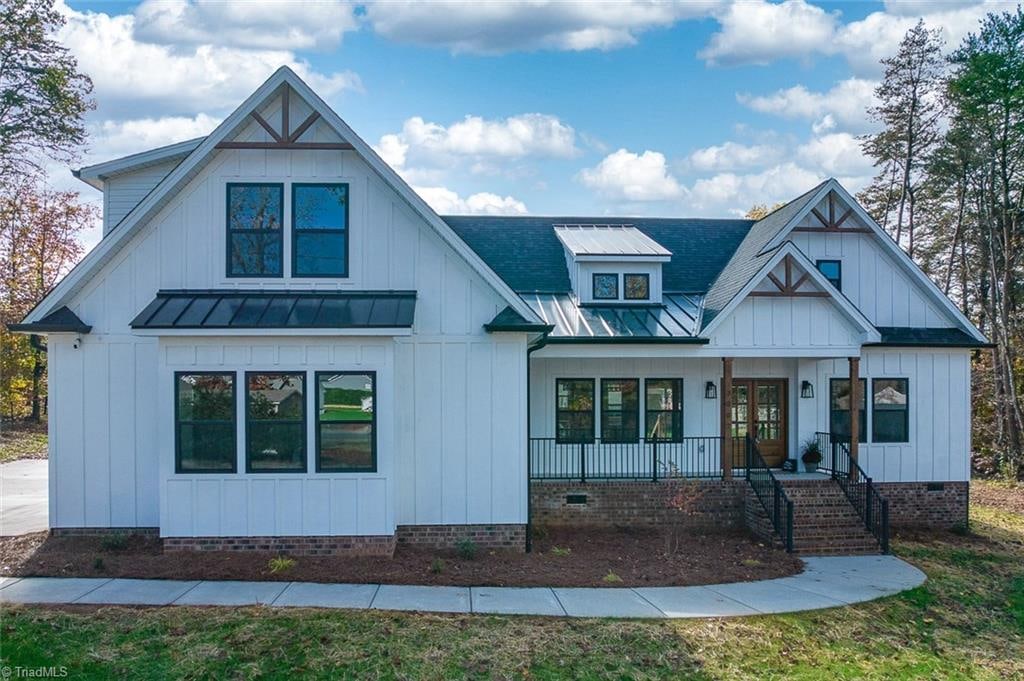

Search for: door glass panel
xmin=731 ymin=384 xmax=748 ymax=438
xmin=756 ymin=384 xmax=781 ymax=441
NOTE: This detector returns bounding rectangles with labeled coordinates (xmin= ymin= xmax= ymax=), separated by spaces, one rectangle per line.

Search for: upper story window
xmin=293 ymin=184 xmax=349 ymax=277
xmin=227 ymin=183 xmax=283 ymax=278
xmin=816 ymin=259 xmax=842 ymax=291
xmin=624 ymin=273 xmax=650 ymax=300
xmin=593 ymin=273 xmax=618 ymax=300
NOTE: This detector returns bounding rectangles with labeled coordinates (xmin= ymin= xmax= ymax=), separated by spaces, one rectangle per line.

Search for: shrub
xmin=430 ymin=557 xmax=445 ymax=574
xmin=268 ymin=556 xmax=296 ymax=574
xmin=456 ymin=538 xmax=478 ymax=561
xmin=550 ymin=546 xmax=571 ymax=557
xmin=602 ymin=571 xmax=622 ymax=584
xmin=100 ymin=533 xmax=129 ymax=551
xmin=93 ymin=557 xmax=105 ymax=571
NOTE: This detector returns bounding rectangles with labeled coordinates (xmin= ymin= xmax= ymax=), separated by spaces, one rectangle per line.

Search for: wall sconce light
xmin=705 ymin=381 xmax=717 ymax=399
xmin=800 ymin=380 xmax=814 ymax=399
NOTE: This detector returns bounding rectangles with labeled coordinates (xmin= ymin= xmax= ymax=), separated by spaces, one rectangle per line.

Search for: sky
xmin=56 ymin=0 xmax=1014 ymax=247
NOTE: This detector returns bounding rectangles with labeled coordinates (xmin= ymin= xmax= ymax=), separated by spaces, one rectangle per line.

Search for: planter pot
xmin=803 ymin=461 xmax=819 ymax=473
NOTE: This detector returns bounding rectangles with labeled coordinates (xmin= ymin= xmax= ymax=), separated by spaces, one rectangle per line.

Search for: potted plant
xmin=800 ymin=438 xmax=823 ymax=473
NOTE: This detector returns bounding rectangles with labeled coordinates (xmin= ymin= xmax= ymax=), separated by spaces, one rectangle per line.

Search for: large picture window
xmin=601 ymin=378 xmax=639 ymax=443
xmin=246 ymin=372 xmax=306 ymax=472
xmin=873 ymin=378 xmax=909 ymax=443
xmin=227 ymin=183 xmax=283 ymax=277
xmin=316 ymin=372 xmax=376 ymax=472
xmin=175 ymin=373 xmax=236 ymax=473
xmin=830 ymin=378 xmax=867 ymax=444
xmin=645 ymin=378 xmax=683 ymax=441
xmin=292 ymin=183 xmax=349 ymax=277
xmin=556 ymin=379 xmax=594 ymax=443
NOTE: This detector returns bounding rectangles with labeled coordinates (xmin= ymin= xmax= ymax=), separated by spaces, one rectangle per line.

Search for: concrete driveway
xmin=1 ymin=459 xmax=48 ymax=535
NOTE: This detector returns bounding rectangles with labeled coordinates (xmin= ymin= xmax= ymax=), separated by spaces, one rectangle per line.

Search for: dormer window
xmin=553 ymin=224 xmax=670 ymax=305
xmin=624 ymin=273 xmax=650 ymax=300
xmin=593 ymin=273 xmax=618 ymax=300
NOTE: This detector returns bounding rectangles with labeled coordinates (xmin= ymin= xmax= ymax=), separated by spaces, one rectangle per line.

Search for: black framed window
xmin=873 ymin=378 xmax=909 ymax=443
xmin=645 ymin=378 xmax=683 ymax=441
xmin=556 ymin=379 xmax=594 ymax=443
xmin=227 ymin=183 xmax=283 ymax=277
xmin=175 ymin=373 xmax=236 ymax=473
xmin=624 ymin=273 xmax=650 ymax=300
xmin=601 ymin=378 xmax=639 ymax=443
xmin=830 ymin=378 xmax=867 ymax=444
xmin=593 ymin=273 xmax=618 ymax=300
xmin=293 ymin=183 xmax=349 ymax=277
xmin=816 ymin=259 xmax=842 ymax=291
xmin=316 ymin=372 xmax=376 ymax=472
xmin=246 ymin=372 xmax=306 ymax=472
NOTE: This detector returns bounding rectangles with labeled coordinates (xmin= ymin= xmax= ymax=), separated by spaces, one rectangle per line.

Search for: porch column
xmin=849 ymin=356 xmax=860 ymax=478
xmin=721 ymin=357 xmax=733 ymax=481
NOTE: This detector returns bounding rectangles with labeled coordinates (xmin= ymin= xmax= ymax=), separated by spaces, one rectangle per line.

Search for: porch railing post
xmin=865 ymin=479 xmax=873 ymax=531
xmin=579 ymin=442 xmax=586 ymax=483
xmin=651 ymin=440 xmax=658 ymax=482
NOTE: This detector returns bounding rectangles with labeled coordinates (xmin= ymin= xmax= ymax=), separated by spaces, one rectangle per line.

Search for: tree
xmin=0 ymin=182 xmax=94 ymax=419
xmin=745 ymin=202 xmax=784 ymax=220
xmin=860 ymin=20 xmax=946 ymax=257
xmin=0 ymin=0 xmax=94 ymax=181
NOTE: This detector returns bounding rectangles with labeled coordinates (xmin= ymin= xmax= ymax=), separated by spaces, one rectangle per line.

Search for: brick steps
xmin=776 ymin=477 xmax=883 ymax=555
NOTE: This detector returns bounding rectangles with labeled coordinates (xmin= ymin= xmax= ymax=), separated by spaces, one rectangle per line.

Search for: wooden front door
xmin=732 ymin=379 xmax=788 ymax=467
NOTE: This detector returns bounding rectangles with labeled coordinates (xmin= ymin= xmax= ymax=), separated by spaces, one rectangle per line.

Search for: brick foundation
xmin=529 ymin=480 xmax=747 ymax=530
xmin=396 ymin=524 xmax=526 ymax=552
xmin=876 ymin=481 xmax=969 ymax=529
xmin=50 ymin=527 xmax=159 ymax=537
xmin=743 ymin=488 xmax=779 ymax=546
xmin=162 ymin=535 xmax=397 ymax=556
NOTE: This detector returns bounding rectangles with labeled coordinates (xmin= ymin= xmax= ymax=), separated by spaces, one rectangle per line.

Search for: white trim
xmin=132 ymin=327 xmax=412 ymax=337
xmin=74 ymin=137 xmax=205 ymax=189
xmin=532 ymin=344 xmax=862 ymax=359
xmin=762 ymin=179 xmax=987 ymax=343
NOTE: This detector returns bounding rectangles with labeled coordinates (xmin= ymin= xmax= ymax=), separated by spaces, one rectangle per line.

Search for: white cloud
xmin=364 ymin=0 xmax=721 ymax=54
xmin=737 ymin=78 xmax=879 ymax=133
xmin=88 ymin=114 xmax=221 ymax=161
xmin=688 ymin=141 xmax=780 ymax=172
xmin=578 ymin=149 xmax=683 ymax=202
xmin=414 ymin=186 xmax=528 ymax=215
xmin=700 ymin=0 xmax=838 ymax=67
xmin=133 ymin=0 xmax=359 ymax=51
xmin=687 ymin=163 xmax=825 ymax=214
xmin=797 ymin=132 xmax=875 ymax=177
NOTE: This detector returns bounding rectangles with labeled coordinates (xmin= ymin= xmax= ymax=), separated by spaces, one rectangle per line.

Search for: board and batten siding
xmin=708 ymin=296 xmax=863 ymax=354
xmin=47 ymin=90 xmax=527 ymax=534
xmin=102 ymin=158 xmax=182 ymax=235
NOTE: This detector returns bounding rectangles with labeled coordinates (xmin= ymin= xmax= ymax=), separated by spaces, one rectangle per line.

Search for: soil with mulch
xmin=0 ymin=419 xmax=48 ymax=462
xmin=972 ymin=480 xmax=1024 ymax=515
xmin=0 ymin=527 xmax=802 ymax=588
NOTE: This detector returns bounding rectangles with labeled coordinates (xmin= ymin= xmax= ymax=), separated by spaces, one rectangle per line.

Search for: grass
xmin=0 ymin=420 xmax=47 ymax=463
xmin=1 ymin=484 xmax=1022 ymax=679
xmin=320 ymin=406 xmax=372 ymax=422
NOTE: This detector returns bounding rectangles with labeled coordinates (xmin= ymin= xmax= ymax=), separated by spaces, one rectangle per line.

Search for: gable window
xmin=601 ymin=378 xmax=639 ymax=443
xmin=624 ymin=273 xmax=650 ymax=300
xmin=293 ymin=183 xmax=349 ymax=277
xmin=873 ymin=378 xmax=909 ymax=443
xmin=175 ymin=373 xmax=236 ymax=473
xmin=316 ymin=372 xmax=376 ymax=472
xmin=593 ymin=273 xmax=618 ymax=300
xmin=227 ymin=183 xmax=283 ymax=277
xmin=645 ymin=378 xmax=683 ymax=441
xmin=246 ymin=372 xmax=306 ymax=472
xmin=816 ymin=260 xmax=842 ymax=291
xmin=830 ymin=378 xmax=867 ymax=444
xmin=556 ymin=379 xmax=594 ymax=443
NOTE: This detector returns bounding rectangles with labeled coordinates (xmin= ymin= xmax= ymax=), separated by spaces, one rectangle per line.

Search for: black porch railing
xmin=529 ymin=436 xmax=724 ymax=481
xmin=815 ymin=431 xmax=890 ymax=553
xmin=744 ymin=435 xmax=795 ymax=552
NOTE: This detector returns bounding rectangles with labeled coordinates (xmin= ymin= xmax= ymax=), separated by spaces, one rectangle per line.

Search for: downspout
xmin=525 ymin=331 xmax=549 ymax=553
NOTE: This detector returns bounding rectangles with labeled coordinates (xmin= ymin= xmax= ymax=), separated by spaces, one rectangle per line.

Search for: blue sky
xmin=58 ymin=0 xmax=1009 ymax=245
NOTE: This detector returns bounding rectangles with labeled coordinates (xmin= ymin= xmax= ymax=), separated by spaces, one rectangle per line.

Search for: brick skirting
xmin=396 ymin=524 xmax=527 ymax=552
xmin=50 ymin=527 xmax=159 ymax=537
xmin=875 ymin=481 xmax=969 ymax=529
xmin=162 ymin=535 xmax=397 ymax=556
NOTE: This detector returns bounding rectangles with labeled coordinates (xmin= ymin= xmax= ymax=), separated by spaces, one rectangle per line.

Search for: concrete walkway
xmin=0 ymin=459 xmax=48 ymax=536
xmin=0 ymin=555 xmax=925 ymax=618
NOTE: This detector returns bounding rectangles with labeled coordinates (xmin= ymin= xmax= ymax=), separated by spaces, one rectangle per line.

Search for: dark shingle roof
xmin=7 ymin=305 xmax=92 ymax=334
xmin=869 ymin=327 xmax=991 ymax=348
xmin=443 ymin=216 xmax=753 ymax=294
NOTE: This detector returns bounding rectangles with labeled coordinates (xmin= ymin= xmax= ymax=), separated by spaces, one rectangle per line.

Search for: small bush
xmin=602 ymin=571 xmax=622 ymax=584
xmin=430 ymin=558 xmax=445 ymax=574
xmin=456 ymin=538 xmax=478 ymax=561
xmin=93 ymin=557 xmax=105 ymax=571
xmin=742 ymin=558 xmax=762 ymax=567
xmin=268 ymin=556 xmax=296 ymax=574
xmin=550 ymin=546 xmax=571 ymax=557
xmin=101 ymin=533 xmax=129 ymax=551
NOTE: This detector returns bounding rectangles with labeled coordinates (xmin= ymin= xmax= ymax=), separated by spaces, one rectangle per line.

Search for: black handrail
xmin=815 ymin=432 xmax=890 ymax=553
xmin=744 ymin=435 xmax=795 ymax=553
xmin=528 ymin=436 xmax=726 ymax=481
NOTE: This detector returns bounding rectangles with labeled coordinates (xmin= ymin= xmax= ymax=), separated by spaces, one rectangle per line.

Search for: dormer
xmin=553 ymin=224 xmax=671 ymax=305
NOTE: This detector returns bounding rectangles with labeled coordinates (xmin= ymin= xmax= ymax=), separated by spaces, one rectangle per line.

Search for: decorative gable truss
xmin=748 ymin=254 xmax=828 ymax=298
xmin=792 ymin=190 xmax=873 ymax=235
xmin=216 ymin=85 xmax=353 ymax=152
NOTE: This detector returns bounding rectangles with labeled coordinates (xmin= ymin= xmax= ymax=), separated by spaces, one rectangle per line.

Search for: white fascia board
xmin=762 ymin=178 xmax=987 ymax=343
xmin=74 ymin=137 xmax=205 ymax=189
xmin=532 ymin=343 xmax=862 ymax=360
xmin=132 ymin=327 xmax=413 ymax=337
xmin=572 ymin=254 xmax=671 ymax=263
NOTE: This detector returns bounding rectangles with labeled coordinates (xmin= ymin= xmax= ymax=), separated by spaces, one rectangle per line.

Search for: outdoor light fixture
xmin=801 ymin=380 xmax=814 ymax=398
xmin=705 ymin=381 xmax=717 ymax=399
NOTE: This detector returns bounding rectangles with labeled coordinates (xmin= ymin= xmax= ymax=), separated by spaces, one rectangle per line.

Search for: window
xmin=175 ymin=373 xmax=236 ymax=473
xmin=556 ymin=379 xmax=594 ymax=443
xmin=873 ymin=378 xmax=909 ymax=443
xmin=816 ymin=260 xmax=842 ymax=291
xmin=830 ymin=378 xmax=867 ymax=443
xmin=593 ymin=273 xmax=618 ymax=300
xmin=645 ymin=379 xmax=683 ymax=441
xmin=624 ymin=273 xmax=650 ymax=300
xmin=601 ymin=378 xmax=639 ymax=443
xmin=316 ymin=372 xmax=376 ymax=472
xmin=246 ymin=372 xmax=306 ymax=472
xmin=227 ymin=183 xmax=283 ymax=277
xmin=293 ymin=184 xmax=349 ymax=277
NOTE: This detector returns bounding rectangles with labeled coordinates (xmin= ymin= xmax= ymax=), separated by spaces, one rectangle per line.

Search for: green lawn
xmin=2 ymin=483 xmax=1022 ymax=679
xmin=320 ymin=405 xmax=372 ymax=422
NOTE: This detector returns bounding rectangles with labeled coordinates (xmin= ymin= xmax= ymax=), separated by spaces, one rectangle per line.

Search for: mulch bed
xmin=0 ymin=527 xmax=802 ymax=588
xmin=972 ymin=480 xmax=1024 ymax=515
xmin=0 ymin=419 xmax=48 ymax=462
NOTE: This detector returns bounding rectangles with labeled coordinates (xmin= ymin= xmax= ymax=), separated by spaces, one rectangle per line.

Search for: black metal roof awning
xmin=131 ymin=290 xmax=416 ymax=330
xmin=868 ymin=326 xmax=992 ymax=348
xmin=8 ymin=306 xmax=92 ymax=334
